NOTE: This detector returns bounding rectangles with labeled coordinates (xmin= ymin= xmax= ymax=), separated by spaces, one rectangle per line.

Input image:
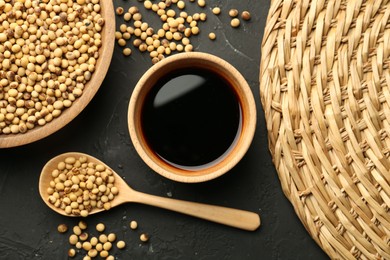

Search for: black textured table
xmin=0 ymin=1 xmax=329 ymax=259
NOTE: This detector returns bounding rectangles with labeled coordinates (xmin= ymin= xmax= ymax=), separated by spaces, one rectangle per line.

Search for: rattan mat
xmin=260 ymin=0 xmax=390 ymax=259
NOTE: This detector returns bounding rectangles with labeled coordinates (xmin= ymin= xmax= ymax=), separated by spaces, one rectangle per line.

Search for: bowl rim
xmin=0 ymin=0 xmax=115 ymax=148
xmin=128 ymin=52 xmax=257 ymax=183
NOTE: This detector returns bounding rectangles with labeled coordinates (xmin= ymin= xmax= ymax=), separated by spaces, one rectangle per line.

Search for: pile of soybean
xmin=0 ymin=0 xmax=105 ymax=134
xmin=47 ymin=155 xmax=119 ymax=217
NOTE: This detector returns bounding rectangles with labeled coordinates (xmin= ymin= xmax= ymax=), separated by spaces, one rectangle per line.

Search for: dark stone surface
xmin=0 ymin=1 xmax=329 ymax=259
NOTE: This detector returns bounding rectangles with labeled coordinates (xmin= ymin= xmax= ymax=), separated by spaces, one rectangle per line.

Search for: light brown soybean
xmin=96 ymin=223 xmax=105 ymax=232
xmin=140 ymin=233 xmax=149 ymax=242
xmin=82 ymin=241 xmax=92 ymax=251
xmin=133 ymin=13 xmax=142 ymax=21
xmin=146 ymin=27 xmax=154 ymax=36
xmin=95 ymin=243 xmax=103 ymax=251
xmin=87 ymin=249 xmax=98 ymax=258
xmin=191 ymin=27 xmax=199 ymax=35
xmin=68 ymin=248 xmax=76 ymax=258
xmin=130 ymin=220 xmax=138 ymax=230
xmin=118 ymin=39 xmax=126 ymax=47
xmin=69 ymin=234 xmax=78 ymax=245
xmin=80 ymin=210 xmax=89 ymax=217
xmin=123 ymin=12 xmax=131 ymax=21
xmin=99 ymin=234 xmax=108 ymax=243
xmin=231 ymin=18 xmax=240 ymax=28
xmin=166 ymin=9 xmax=175 ymax=17
xmin=229 ymin=9 xmax=239 ymax=17
xmin=129 ymin=6 xmax=139 ymax=15
xmin=75 ymin=241 xmax=82 ymax=249
xmin=208 ymin=32 xmax=216 ymax=40
xmin=157 ymin=9 xmax=165 ymax=16
xmin=134 ymin=28 xmax=142 ymax=37
xmin=117 ymin=240 xmax=126 ymax=249
xmin=90 ymin=237 xmax=98 ymax=246
xmin=100 ymin=251 xmax=109 ymax=258
xmin=122 ymin=32 xmax=131 ymax=40
xmin=157 ymin=46 xmax=165 ymax=54
xmin=73 ymin=226 xmax=82 ymax=236
xmin=139 ymin=43 xmax=147 ymax=52
xmin=184 ymin=44 xmax=193 ymax=52
xmin=107 ymin=233 xmax=116 ymax=242
xmin=141 ymin=22 xmax=149 ymax=31
xmin=150 ymin=51 xmax=158 ymax=58
xmin=78 ymin=220 xmax=87 ymax=230
xmin=165 ymin=31 xmax=173 ymax=40
xmin=173 ymin=32 xmax=183 ymax=41
xmin=123 ymin=48 xmax=132 ymax=56
xmin=133 ymin=39 xmax=142 ymax=47
xmin=115 ymin=31 xmax=122 ymax=40
xmin=120 ymin=24 xmax=128 ymax=33
xmin=193 ymin=13 xmax=200 ymax=21
xmin=197 ymin=0 xmax=206 ymax=7
xmin=57 ymin=224 xmax=68 ymax=233
xmin=79 ymin=232 xmax=89 ymax=241
xmin=177 ymin=1 xmax=185 ymax=9
xmin=152 ymin=4 xmax=159 ymax=12
xmin=158 ymin=2 xmax=166 ymax=9
xmin=134 ymin=21 xmax=142 ymax=28
xmin=103 ymin=241 xmax=112 ymax=251
xmin=103 ymin=202 xmax=111 ymax=210
xmin=182 ymin=37 xmax=190 ymax=45
xmin=144 ymin=1 xmax=152 ymax=9
xmin=184 ymin=28 xmax=192 ymax=37
xmin=212 ymin=7 xmax=221 ymax=15
xmin=176 ymin=44 xmax=184 ymax=52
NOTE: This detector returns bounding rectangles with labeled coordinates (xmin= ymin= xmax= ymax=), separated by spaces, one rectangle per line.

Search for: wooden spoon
xmin=39 ymin=152 xmax=261 ymax=231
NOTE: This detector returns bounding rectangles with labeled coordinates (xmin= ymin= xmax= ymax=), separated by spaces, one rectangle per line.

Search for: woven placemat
xmin=260 ymin=0 xmax=390 ymax=259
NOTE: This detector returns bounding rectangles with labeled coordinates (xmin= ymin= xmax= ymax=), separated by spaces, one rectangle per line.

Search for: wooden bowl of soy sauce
xmin=128 ymin=52 xmax=256 ymax=183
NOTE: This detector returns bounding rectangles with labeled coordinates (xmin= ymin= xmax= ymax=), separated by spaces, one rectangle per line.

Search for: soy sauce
xmin=141 ymin=68 xmax=242 ymax=170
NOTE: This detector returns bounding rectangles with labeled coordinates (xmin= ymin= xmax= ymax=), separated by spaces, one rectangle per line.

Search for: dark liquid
xmin=141 ymin=68 xmax=242 ymax=170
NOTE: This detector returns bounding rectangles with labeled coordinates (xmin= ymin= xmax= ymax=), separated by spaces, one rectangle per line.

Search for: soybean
xmin=208 ymin=32 xmax=216 ymax=40
xmin=130 ymin=220 xmax=138 ymax=230
xmin=57 ymin=224 xmax=68 ymax=233
xmin=140 ymin=233 xmax=149 ymax=242
xmin=117 ymin=240 xmax=126 ymax=249
xmin=231 ymin=18 xmax=240 ymax=28
xmin=241 ymin=11 xmax=251 ymax=21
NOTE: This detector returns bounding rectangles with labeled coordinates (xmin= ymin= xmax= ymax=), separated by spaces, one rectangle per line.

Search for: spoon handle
xmin=129 ymin=190 xmax=261 ymax=231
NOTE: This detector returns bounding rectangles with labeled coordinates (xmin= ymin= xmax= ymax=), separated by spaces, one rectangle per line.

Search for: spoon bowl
xmin=39 ymin=152 xmax=261 ymax=231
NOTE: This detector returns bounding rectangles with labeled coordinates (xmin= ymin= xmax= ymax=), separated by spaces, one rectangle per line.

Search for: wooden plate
xmin=0 ymin=0 xmax=115 ymax=148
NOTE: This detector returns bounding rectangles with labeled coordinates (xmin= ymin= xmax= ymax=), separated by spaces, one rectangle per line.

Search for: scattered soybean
xmin=114 ymin=1 xmax=252 ymax=63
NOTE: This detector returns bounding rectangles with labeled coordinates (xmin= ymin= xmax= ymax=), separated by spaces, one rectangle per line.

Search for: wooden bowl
xmin=0 ymin=0 xmax=115 ymax=148
xmin=128 ymin=52 xmax=257 ymax=183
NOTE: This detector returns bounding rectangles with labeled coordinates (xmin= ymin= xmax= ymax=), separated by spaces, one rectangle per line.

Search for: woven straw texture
xmin=260 ymin=0 xmax=390 ymax=259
